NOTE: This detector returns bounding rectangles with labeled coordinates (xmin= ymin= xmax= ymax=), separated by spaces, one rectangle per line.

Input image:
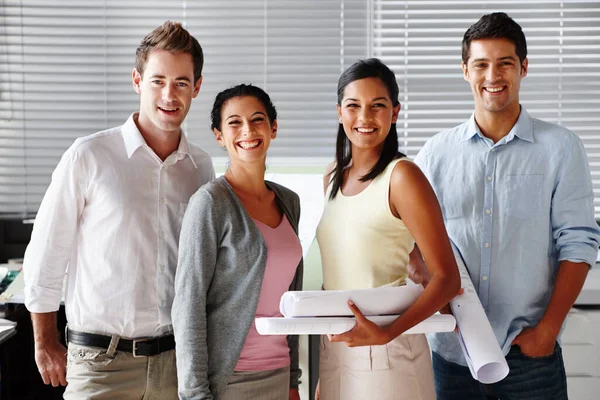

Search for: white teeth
xmin=160 ymin=107 xmax=177 ymax=112
xmin=357 ymin=128 xmax=375 ymax=133
xmin=238 ymin=140 xmax=260 ymax=150
xmin=485 ymin=87 xmax=504 ymax=93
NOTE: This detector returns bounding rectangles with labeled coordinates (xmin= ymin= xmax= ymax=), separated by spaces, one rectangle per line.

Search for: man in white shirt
xmin=23 ymin=21 xmax=214 ymax=399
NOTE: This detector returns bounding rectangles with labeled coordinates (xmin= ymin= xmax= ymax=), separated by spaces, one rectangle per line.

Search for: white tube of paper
xmin=256 ymin=313 xmax=456 ymax=335
xmin=279 ymin=285 xmax=424 ymax=318
xmin=451 ymin=245 xmax=509 ymax=384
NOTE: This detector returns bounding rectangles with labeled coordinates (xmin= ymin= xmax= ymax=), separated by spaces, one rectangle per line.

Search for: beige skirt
xmin=319 ymin=333 xmax=435 ymax=400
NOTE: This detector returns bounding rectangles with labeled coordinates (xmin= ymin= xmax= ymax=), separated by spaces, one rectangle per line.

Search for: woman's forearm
xmin=384 ymin=269 xmax=461 ymax=341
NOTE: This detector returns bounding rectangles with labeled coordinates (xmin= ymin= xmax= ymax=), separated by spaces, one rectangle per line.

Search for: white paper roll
xmin=451 ymin=245 xmax=510 ymax=384
xmin=279 ymin=285 xmax=424 ymax=318
xmin=256 ymin=313 xmax=456 ymax=335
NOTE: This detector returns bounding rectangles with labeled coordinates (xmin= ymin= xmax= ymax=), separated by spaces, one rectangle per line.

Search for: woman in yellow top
xmin=315 ymin=58 xmax=461 ymax=400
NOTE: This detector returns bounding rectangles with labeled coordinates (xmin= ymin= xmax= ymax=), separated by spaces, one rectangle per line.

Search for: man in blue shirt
xmin=415 ymin=12 xmax=600 ymax=400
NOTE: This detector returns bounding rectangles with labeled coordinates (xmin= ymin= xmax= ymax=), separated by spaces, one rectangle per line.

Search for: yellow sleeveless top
xmin=316 ymin=158 xmax=415 ymax=290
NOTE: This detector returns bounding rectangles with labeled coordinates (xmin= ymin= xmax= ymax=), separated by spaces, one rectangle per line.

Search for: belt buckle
xmin=132 ymin=338 xmax=150 ymax=358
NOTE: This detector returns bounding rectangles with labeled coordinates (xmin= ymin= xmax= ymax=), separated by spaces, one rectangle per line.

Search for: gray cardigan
xmin=172 ymin=176 xmax=303 ymax=400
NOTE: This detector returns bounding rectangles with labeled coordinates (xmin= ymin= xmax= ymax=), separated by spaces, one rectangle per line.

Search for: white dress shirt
xmin=23 ymin=113 xmax=214 ymax=338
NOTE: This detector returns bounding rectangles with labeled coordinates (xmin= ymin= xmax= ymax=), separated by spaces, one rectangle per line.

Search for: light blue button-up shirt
xmin=415 ymin=107 xmax=600 ymax=365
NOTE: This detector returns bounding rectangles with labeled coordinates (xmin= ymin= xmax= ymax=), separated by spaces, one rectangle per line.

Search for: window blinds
xmin=0 ymin=0 xmax=367 ymax=216
xmin=373 ymin=0 xmax=600 ymax=216
xmin=1 ymin=0 xmax=599 ymax=217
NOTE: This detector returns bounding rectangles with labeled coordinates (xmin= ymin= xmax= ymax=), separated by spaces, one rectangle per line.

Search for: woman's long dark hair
xmin=329 ymin=58 xmax=405 ymax=200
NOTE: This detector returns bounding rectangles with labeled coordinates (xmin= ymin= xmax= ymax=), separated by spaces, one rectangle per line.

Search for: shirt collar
xmin=459 ymin=106 xmax=534 ymax=144
xmin=122 ymin=113 xmax=147 ymax=158
xmin=121 ymin=113 xmax=198 ymax=168
xmin=459 ymin=115 xmax=481 ymax=143
xmin=506 ymin=107 xmax=534 ymax=143
xmin=174 ymin=130 xmax=198 ymax=169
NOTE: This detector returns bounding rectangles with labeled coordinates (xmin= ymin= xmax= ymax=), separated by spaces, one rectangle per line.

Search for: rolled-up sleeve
xmin=23 ymin=147 xmax=85 ymax=312
xmin=552 ymin=136 xmax=600 ymax=267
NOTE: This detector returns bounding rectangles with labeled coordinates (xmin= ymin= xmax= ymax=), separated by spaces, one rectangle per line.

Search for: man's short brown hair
xmin=135 ymin=21 xmax=204 ymax=83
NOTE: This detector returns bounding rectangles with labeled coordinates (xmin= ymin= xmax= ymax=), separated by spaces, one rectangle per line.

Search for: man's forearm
xmin=31 ymin=311 xmax=68 ymax=387
xmin=31 ymin=312 xmax=61 ymax=346
xmin=539 ymin=260 xmax=589 ymax=335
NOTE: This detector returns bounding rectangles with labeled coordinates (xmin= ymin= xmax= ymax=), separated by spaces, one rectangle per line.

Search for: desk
xmin=0 ymin=328 xmax=16 ymax=346
xmin=0 ymin=271 xmax=66 ymax=400
xmin=0 ymin=269 xmax=25 ymax=304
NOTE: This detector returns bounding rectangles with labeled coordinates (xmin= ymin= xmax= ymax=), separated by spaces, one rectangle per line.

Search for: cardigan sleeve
xmin=172 ymin=188 xmax=219 ymax=400
xmin=285 ymin=189 xmax=304 ymax=388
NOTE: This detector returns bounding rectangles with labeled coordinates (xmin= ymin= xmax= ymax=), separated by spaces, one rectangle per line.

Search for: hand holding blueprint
xmin=257 ymin=284 xmax=456 ymax=335
xmin=451 ymin=245 xmax=509 ymax=384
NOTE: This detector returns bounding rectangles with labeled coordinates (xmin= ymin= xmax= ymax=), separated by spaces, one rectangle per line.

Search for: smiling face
xmin=133 ymin=49 xmax=201 ymax=138
xmin=462 ymin=38 xmax=527 ymax=119
xmin=337 ymin=76 xmax=400 ymax=152
xmin=214 ymin=95 xmax=277 ymax=165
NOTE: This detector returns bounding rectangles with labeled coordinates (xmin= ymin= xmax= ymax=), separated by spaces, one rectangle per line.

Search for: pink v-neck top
xmin=235 ymin=214 xmax=302 ymax=371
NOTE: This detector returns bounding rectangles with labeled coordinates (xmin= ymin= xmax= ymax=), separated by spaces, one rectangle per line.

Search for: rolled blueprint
xmin=256 ymin=313 xmax=456 ymax=335
xmin=280 ymin=284 xmax=424 ymax=318
xmin=451 ymin=245 xmax=509 ymax=384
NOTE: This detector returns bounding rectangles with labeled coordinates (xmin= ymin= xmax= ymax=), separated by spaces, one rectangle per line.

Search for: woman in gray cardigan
xmin=172 ymin=84 xmax=303 ymax=400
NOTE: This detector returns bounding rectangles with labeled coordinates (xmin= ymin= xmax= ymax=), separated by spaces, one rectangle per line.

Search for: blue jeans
xmin=432 ymin=344 xmax=568 ymax=400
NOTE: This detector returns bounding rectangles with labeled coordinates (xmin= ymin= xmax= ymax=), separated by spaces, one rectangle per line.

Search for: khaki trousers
xmin=64 ymin=342 xmax=177 ymax=400
xmin=319 ymin=333 xmax=436 ymax=400
xmin=221 ymin=365 xmax=290 ymax=400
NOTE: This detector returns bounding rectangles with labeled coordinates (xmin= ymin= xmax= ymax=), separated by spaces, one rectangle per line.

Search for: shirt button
xmin=491 ymin=149 xmax=496 ymax=153
xmin=487 ymin=176 xmax=492 ymax=181
xmin=482 ymin=276 xmax=488 ymax=281
xmin=158 ymin=264 xmax=165 ymax=271
xmin=484 ymin=243 xmax=489 ymax=248
xmin=485 ymin=209 xmax=491 ymax=215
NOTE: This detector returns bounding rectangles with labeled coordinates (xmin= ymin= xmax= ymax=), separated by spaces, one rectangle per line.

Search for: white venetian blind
xmin=0 ymin=0 xmax=368 ymax=217
xmin=185 ymin=0 xmax=368 ymax=158
xmin=372 ymin=0 xmax=600 ymax=217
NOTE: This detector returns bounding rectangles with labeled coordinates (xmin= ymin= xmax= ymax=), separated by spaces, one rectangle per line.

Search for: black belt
xmin=66 ymin=329 xmax=175 ymax=357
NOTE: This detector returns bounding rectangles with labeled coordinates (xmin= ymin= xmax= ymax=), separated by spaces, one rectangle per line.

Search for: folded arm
xmin=331 ymin=161 xmax=461 ymax=346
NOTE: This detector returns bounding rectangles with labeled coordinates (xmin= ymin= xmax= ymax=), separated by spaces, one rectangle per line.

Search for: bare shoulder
xmin=389 ymin=158 xmax=441 ymax=219
xmin=390 ymin=158 xmax=428 ymax=189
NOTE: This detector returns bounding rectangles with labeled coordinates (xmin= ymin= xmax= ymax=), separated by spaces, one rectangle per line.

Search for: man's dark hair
xmin=462 ymin=12 xmax=527 ymax=65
